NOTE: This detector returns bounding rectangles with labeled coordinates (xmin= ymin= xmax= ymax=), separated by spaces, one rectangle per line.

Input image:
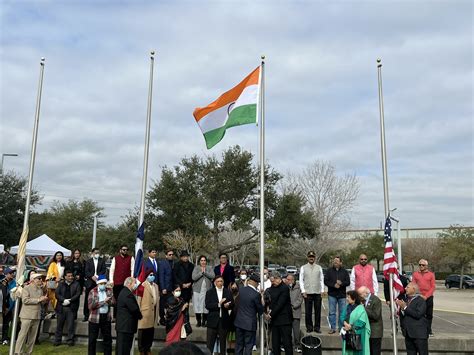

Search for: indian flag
xmin=193 ymin=66 xmax=261 ymax=149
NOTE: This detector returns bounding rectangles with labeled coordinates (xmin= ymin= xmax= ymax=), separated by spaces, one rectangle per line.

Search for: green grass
xmin=0 ymin=342 xmax=161 ymax=354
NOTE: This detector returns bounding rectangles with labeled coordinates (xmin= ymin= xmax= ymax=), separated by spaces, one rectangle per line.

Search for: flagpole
xmin=259 ymin=55 xmax=266 ymax=355
xmin=131 ymin=50 xmax=155 ymax=355
xmin=9 ymin=57 xmax=46 ymax=355
xmin=377 ymin=58 xmax=398 ymax=354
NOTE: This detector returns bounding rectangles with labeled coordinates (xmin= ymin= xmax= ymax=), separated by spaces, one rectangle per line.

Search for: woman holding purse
xmin=46 ymin=251 xmax=65 ymax=311
xmin=340 ymin=290 xmax=371 ymax=355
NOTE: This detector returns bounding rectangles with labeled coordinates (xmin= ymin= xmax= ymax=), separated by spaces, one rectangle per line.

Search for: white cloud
xmin=1 ymin=0 xmax=472 ymax=228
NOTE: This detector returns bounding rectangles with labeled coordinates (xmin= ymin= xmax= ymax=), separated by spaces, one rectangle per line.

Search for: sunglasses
xmin=167 ymin=254 xmax=174 ymax=256
xmin=360 ymin=259 xmax=367 ymax=261
xmin=419 ymin=264 xmax=427 ymax=266
xmin=121 ymin=249 xmax=128 ymax=251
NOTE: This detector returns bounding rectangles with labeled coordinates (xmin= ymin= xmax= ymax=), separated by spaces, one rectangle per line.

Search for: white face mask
xmin=133 ymin=281 xmax=139 ymax=290
xmin=240 ymin=274 xmax=247 ymax=280
xmin=93 ymin=254 xmax=100 ymax=259
xmin=264 ymin=274 xmax=269 ymax=281
xmin=174 ymin=291 xmax=181 ymax=298
xmin=99 ymin=284 xmax=106 ymax=291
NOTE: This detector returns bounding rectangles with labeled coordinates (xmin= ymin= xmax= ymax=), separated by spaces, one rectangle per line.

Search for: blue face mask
xmin=147 ymin=275 xmax=155 ymax=283
xmin=133 ymin=281 xmax=139 ymax=290
xmin=99 ymin=284 xmax=106 ymax=291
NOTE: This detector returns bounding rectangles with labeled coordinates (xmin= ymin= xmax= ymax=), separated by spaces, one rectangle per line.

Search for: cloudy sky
xmin=1 ymin=0 xmax=472 ymax=229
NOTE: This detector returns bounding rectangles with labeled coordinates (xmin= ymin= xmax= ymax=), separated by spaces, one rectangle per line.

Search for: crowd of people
xmin=0 ymin=246 xmax=437 ymax=355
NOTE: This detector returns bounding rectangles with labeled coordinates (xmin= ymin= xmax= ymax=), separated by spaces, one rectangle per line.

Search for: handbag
xmin=183 ymin=309 xmax=192 ymax=336
xmin=345 ymin=329 xmax=362 ymax=351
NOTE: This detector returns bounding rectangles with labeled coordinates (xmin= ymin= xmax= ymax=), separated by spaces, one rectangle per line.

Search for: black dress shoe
xmin=315 ymin=329 xmax=322 ymax=334
xmin=82 ymin=316 xmax=88 ymax=322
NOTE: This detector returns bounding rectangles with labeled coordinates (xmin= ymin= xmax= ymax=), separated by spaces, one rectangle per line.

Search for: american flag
xmin=383 ymin=215 xmax=405 ymax=298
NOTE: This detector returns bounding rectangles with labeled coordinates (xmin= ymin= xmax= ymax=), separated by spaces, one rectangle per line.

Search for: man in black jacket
xmin=359 ymin=286 xmax=383 ymax=355
xmin=266 ymin=271 xmax=293 ymax=355
xmin=54 ymin=270 xmax=82 ymax=346
xmin=173 ymin=250 xmax=194 ymax=302
xmin=234 ymin=273 xmax=264 ymax=355
xmin=324 ymin=256 xmax=350 ymax=334
xmin=83 ymin=248 xmax=107 ymax=321
xmin=205 ymin=275 xmax=234 ymax=355
xmin=396 ymin=282 xmax=429 ymax=355
xmin=116 ymin=277 xmax=142 ymax=355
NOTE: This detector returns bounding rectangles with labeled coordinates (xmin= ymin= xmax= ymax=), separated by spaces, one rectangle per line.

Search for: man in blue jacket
xmin=158 ymin=248 xmax=174 ymax=325
xmin=234 ymin=273 xmax=264 ymax=355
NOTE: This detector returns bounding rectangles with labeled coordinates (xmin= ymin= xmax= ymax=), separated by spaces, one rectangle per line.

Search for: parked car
xmin=268 ymin=264 xmax=280 ymax=272
xmin=376 ymin=271 xmax=385 ymax=283
xmin=445 ymin=274 xmax=474 ymax=289
xmin=286 ymin=265 xmax=298 ymax=274
xmin=404 ymin=271 xmax=413 ymax=281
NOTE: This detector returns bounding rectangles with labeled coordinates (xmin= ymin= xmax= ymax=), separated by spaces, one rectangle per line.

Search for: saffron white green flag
xmin=193 ymin=66 xmax=260 ymax=149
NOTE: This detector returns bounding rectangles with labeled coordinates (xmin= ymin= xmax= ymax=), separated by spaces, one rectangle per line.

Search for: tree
xmin=0 ymin=172 xmax=41 ymax=247
xmin=29 ymin=199 xmax=104 ymax=253
xmin=403 ymin=237 xmax=442 ymax=272
xmin=439 ymin=225 xmax=474 ymax=289
xmin=285 ymin=160 xmax=360 ymax=261
xmin=147 ymin=145 xmax=311 ymax=254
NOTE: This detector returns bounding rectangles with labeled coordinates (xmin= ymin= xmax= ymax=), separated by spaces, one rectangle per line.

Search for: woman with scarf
xmin=46 ymin=251 xmax=65 ymax=311
xmin=339 ymin=290 xmax=371 ymax=355
xmin=192 ymin=255 xmax=215 ymax=327
xmin=137 ymin=270 xmax=159 ymax=355
xmin=165 ymin=285 xmax=189 ymax=345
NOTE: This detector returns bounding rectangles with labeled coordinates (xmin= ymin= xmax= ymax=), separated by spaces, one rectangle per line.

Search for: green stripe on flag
xmin=203 ymin=104 xmax=257 ymax=149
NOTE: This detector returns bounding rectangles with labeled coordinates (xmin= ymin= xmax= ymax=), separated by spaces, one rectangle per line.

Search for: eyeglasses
xmin=360 ymin=259 xmax=367 ymax=261
xmin=167 ymin=253 xmax=174 ymax=256
xmin=121 ymin=249 xmax=128 ymax=251
xmin=419 ymin=264 xmax=427 ymax=267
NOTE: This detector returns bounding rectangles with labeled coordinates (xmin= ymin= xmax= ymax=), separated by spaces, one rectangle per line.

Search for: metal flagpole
xmin=377 ymin=58 xmax=398 ymax=354
xmin=259 ymin=55 xmax=266 ymax=355
xmin=131 ymin=50 xmax=155 ymax=355
xmin=9 ymin=57 xmax=46 ymax=355
xmin=390 ymin=214 xmax=402 ymax=271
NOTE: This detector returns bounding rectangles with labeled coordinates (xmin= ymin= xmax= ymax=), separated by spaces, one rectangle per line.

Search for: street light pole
xmin=92 ymin=212 xmax=99 ymax=249
xmin=0 ymin=153 xmax=18 ymax=174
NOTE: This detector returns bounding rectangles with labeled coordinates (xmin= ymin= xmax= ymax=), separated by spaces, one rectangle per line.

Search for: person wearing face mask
xmin=137 ymin=270 xmax=159 ymax=355
xmin=236 ymin=269 xmax=248 ymax=289
xmin=165 ymin=285 xmax=189 ymax=345
xmin=87 ymin=274 xmax=115 ymax=355
xmin=262 ymin=268 xmax=271 ymax=290
xmin=53 ymin=270 xmax=82 ymax=346
xmin=287 ymin=274 xmax=303 ymax=353
xmin=83 ymin=248 xmax=106 ymax=321
xmin=227 ymin=281 xmax=240 ymax=353
xmin=109 ymin=245 xmax=135 ymax=320
xmin=15 ymin=273 xmax=49 ymax=355
xmin=116 ymin=277 xmax=143 ymax=355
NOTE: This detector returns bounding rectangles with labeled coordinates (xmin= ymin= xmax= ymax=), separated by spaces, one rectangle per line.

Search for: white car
xmin=286 ymin=265 xmax=298 ymax=274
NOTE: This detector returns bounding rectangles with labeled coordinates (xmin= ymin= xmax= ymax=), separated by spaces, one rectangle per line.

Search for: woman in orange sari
xmin=165 ymin=285 xmax=189 ymax=345
xmin=46 ymin=251 xmax=65 ymax=310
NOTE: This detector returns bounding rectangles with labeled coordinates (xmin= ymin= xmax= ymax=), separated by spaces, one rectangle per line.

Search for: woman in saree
xmin=340 ymin=290 xmax=371 ymax=355
xmin=165 ymin=285 xmax=189 ymax=345
xmin=46 ymin=251 xmax=65 ymax=311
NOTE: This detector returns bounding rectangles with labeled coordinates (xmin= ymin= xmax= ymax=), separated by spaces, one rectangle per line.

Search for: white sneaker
xmin=295 ymin=347 xmax=303 ymax=353
xmin=252 ymin=345 xmax=257 ymax=351
xmin=2 ymin=340 xmax=8 ymax=345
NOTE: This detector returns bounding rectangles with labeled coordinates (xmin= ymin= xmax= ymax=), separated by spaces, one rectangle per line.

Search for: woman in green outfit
xmin=339 ymin=290 xmax=371 ymax=355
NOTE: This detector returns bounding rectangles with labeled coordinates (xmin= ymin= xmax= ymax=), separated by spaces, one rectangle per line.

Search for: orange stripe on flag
xmin=193 ymin=66 xmax=260 ymax=122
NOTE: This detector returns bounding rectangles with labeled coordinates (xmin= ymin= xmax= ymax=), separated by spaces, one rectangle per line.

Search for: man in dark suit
xmin=396 ymin=282 xmax=429 ymax=355
xmin=173 ymin=250 xmax=194 ymax=302
xmin=54 ymin=270 xmax=82 ymax=346
xmin=358 ymin=286 xmax=383 ymax=355
xmin=267 ymin=271 xmax=293 ymax=355
xmin=158 ymin=249 xmax=174 ymax=325
xmin=234 ymin=273 xmax=264 ymax=355
xmin=205 ymin=275 xmax=234 ymax=355
xmin=115 ymin=277 xmax=142 ymax=355
xmin=83 ymin=248 xmax=107 ymax=321
xmin=143 ymin=248 xmax=158 ymax=274
xmin=214 ymin=252 xmax=235 ymax=288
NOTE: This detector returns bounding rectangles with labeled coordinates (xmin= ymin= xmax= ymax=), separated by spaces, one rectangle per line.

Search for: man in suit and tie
xmin=396 ymin=282 xmax=429 ymax=355
xmin=214 ymin=252 xmax=235 ymax=288
xmin=144 ymin=248 xmax=159 ymax=274
xmin=205 ymin=275 xmax=234 ymax=355
xmin=234 ymin=273 xmax=264 ymax=355
xmin=83 ymin=248 xmax=107 ymax=321
xmin=116 ymin=277 xmax=143 ymax=355
xmin=158 ymin=249 xmax=174 ymax=325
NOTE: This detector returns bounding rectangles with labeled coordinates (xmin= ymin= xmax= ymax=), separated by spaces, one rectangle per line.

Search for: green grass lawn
xmin=0 ymin=342 xmax=162 ymax=354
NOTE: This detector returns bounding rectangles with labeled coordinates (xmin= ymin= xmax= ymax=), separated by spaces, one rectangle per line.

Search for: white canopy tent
xmin=10 ymin=234 xmax=71 ymax=257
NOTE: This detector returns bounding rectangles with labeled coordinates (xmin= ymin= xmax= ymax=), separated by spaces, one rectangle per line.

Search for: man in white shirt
xmin=299 ymin=250 xmax=325 ymax=333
